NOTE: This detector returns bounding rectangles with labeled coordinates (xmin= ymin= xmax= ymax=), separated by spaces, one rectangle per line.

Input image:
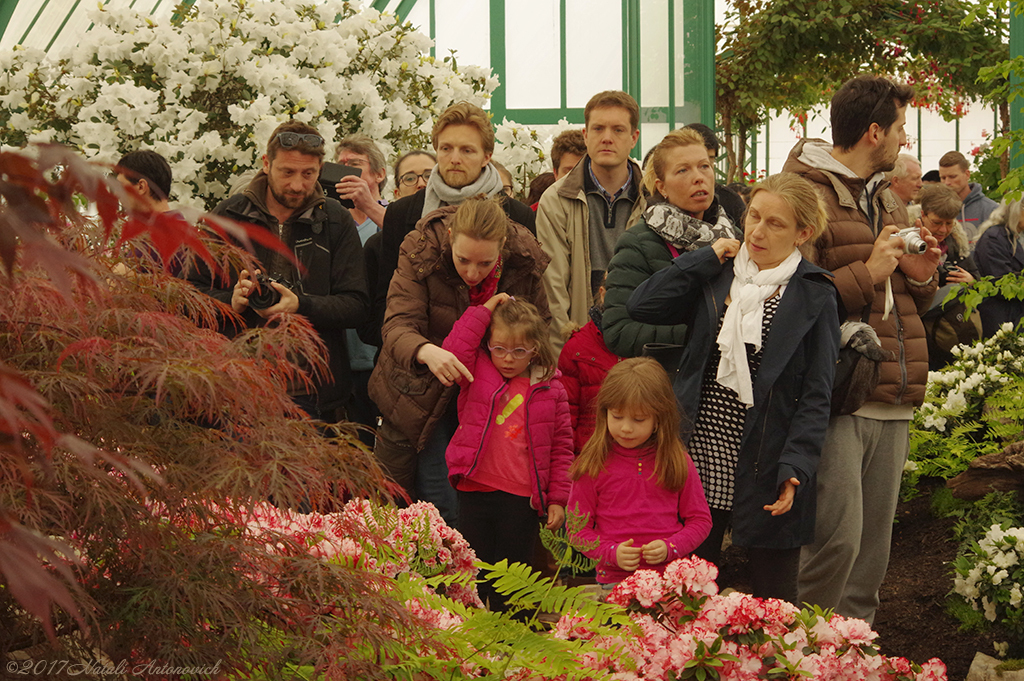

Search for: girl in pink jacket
xmin=568 ymin=357 xmax=711 ymax=585
xmin=443 ymin=295 xmax=573 ymax=611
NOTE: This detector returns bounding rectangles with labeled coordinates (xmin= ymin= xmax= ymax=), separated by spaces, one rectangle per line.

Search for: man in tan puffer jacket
xmin=783 ymin=75 xmax=940 ymax=624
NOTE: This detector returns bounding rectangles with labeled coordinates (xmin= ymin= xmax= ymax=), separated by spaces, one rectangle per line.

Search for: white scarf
xmin=421 ymin=163 xmax=504 ymax=217
xmin=715 ymin=246 xmax=802 ymax=406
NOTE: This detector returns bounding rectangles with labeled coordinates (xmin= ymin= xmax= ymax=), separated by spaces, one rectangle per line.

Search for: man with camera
xmin=191 ymin=120 xmax=369 ymax=422
xmin=782 ymin=75 xmax=940 ymax=624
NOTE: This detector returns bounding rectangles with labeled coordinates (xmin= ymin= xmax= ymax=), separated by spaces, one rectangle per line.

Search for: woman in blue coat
xmin=974 ymin=199 xmax=1024 ymax=337
xmin=627 ymin=172 xmax=839 ymax=603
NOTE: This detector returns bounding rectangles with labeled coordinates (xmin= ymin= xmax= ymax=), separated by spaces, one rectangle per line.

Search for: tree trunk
xmin=722 ymin=107 xmax=738 ymax=183
xmin=736 ymin=122 xmax=750 ymax=183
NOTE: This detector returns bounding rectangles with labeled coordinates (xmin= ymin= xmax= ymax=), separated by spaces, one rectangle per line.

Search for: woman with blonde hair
xmin=603 ymin=127 xmax=740 ymax=359
xmin=628 ymin=172 xmax=839 ymax=603
xmin=369 ymin=195 xmax=550 ymax=526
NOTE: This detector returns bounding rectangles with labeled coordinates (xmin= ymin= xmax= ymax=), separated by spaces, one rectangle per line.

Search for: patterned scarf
xmin=644 ymin=201 xmax=737 ymax=252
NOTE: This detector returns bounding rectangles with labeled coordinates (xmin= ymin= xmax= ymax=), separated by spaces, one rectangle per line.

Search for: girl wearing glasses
xmin=441 ymin=294 xmax=572 ymax=611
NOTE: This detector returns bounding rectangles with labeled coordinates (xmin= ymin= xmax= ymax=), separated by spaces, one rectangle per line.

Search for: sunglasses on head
xmin=275 ymin=132 xmax=325 ymax=149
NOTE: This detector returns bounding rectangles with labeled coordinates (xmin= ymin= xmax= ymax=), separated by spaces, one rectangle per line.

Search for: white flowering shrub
xmin=953 ymin=523 xmax=1024 ymax=637
xmin=906 ymin=322 xmax=1024 ymax=494
xmin=493 ymin=117 xmax=577 ymax=198
xmin=0 ymin=0 xmax=499 ymax=209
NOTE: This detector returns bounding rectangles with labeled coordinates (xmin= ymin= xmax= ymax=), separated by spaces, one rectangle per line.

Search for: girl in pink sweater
xmin=568 ymin=357 xmax=711 ymax=584
xmin=443 ymin=294 xmax=573 ymax=610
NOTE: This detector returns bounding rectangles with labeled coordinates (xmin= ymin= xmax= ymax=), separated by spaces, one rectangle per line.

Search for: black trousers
xmin=695 ymin=508 xmax=800 ymax=604
xmin=457 ymin=489 xmax=538 ymax=612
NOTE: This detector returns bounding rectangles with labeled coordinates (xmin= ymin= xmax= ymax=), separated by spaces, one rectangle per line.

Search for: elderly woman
xmin=603 ymin=128 xmax=739 ymax=358
xmin=974 ymin=198 xmax=1024 ymax=337
xmin=912 ymin=184 xmax=981 ymax=368
xmin=369 ymin=195 xmax=550 ymax=526
xmin=628 ymin=172 xmax=839 ymax=603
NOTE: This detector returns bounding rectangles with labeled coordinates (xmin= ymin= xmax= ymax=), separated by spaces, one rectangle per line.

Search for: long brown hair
xmin=570 ymin=357 xmax=690 ymax=491
xmin=489 ymin=299 xmax=557 ymax=381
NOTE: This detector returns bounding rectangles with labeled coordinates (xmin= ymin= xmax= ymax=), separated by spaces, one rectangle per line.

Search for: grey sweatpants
xmin=797 ymin=415 xmax=909 ymax=624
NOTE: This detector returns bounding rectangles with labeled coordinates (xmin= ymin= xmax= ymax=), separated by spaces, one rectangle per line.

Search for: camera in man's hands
xmin=891 ymin=226 xmax=927 ymax=254
xmin=248 ymin=272 xmax=290 ymax=310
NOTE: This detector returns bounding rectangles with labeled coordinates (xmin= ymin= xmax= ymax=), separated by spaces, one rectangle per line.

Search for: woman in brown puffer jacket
xmin=368 ymin=195 xmax=550 ymax=526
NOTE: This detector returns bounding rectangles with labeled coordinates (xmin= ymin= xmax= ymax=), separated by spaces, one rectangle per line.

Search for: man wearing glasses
xmin=783 ymin=75 xmax=940 ymax=624
xmin=190 ymin=120 xmax=369 ymax=422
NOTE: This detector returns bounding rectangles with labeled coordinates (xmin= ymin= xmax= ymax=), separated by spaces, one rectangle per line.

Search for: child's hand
xmin=641 ymin=539 xmax=669 ymax=565
xmin=615 ymin=539 xmax=642 ymax=572
xmin=712 ymin=238 xmax=741 ymax=263
xmin=545 ymin=504 xmax=565 ymax=530
xmin=483 ymin=293 xmax=512 ymax=312
xmin=764 ymin=477 xmax=800 ymax=516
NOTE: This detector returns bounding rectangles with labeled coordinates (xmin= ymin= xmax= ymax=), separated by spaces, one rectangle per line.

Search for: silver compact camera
xmin=891 ymin=226 xmax=927 ymax=254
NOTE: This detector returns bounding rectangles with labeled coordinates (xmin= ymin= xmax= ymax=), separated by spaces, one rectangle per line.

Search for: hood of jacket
xmin=785 ymin=139 xmax=901 ymax=222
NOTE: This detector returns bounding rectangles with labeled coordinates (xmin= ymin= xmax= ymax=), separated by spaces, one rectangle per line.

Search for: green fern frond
xmin=539 ymin=524 xmax=598 ymax=575
xmin=482 ymin=560 xmax=635 ymax=629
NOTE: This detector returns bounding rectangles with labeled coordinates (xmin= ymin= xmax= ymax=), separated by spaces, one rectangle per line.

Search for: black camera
xmin=248 ymin=272 xmax=289 ymax=310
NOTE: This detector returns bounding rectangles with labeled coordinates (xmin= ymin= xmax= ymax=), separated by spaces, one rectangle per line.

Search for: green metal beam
xmin=503 ymin=108 xmax=585 ymax=126
xmin=46 ymin=0 xmax=82 ymax=52
xmin=620 ymin=0 xmax=629 ymax=94
xmin=501 ymin=106 xmax=688 ymax=128
xmin=620 ymin=0 xmax=641 ymax=156
xmin=18 ymin=0 xmax=53 ymax=45
xmin=371 ymin=0 xmax=390 ymax=12
xmin=668 ymin=0 xmax=676 ymax=131
xmin=429 ymin=0 xmax=435 ymax=58
xmin=0 ymin=0 xmax=19 ymax=44
xmin=917 ymin=108 xmax=922 ymax=162
xmin=489 ymin=0 xmax=506 ymax=123
xmin=395 ymin=0 xmax=417 ymax=22
xmin=682 ymin=0 xmax=715 ymax=128
xmin=559 ymin=0 xmax=567 ymax=110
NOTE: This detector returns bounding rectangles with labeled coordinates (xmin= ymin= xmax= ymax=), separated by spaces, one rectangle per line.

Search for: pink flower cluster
xmin=559 ymin=557 xmax=948 ymax=681
xmin=239 ymin=499 xmax=482 ymax=608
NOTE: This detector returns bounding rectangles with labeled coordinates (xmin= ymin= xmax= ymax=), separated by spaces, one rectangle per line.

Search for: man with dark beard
xmin=782 ymin=75 xmax=940 ymax=624
xmin=191 ymin=120 xmax=368 ymax=422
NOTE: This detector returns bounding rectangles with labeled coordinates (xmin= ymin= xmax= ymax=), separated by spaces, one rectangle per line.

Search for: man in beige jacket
xmin=537 ymin=90 xmax=646 ymax=350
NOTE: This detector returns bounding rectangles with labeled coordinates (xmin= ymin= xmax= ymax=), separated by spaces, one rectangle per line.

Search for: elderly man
xmin=189 ymin=120 xmax=368 ymax=422
xmin=889 ymin=153 xmax=923 ymax=206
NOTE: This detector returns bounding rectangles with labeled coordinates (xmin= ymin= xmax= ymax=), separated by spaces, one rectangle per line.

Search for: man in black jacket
xmin=373 ymin=102 xmax=535 ymax=344
xmin=190 ymin=120 xmax=368 ymax=421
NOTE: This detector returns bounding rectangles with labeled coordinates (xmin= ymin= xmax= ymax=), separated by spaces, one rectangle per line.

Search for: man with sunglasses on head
xmin=189 ymin=120 xmax=369 ymax=422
